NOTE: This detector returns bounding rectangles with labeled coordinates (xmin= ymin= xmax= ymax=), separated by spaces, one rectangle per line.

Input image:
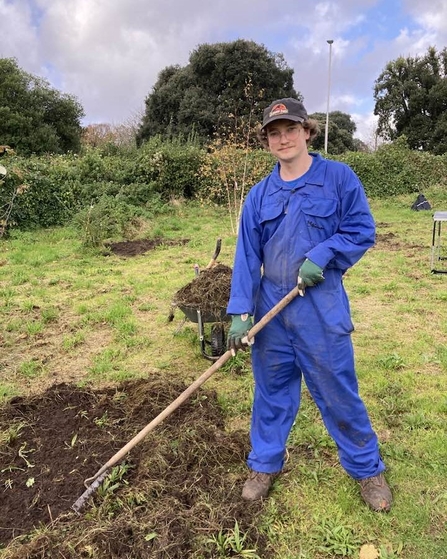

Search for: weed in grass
xmin=21 ymin=299 xmax=38 ymax=312
xmin=221 ymin=351 xmax=252 ymax=376
xmin=19 ymin=359 xmax=45 ymax=378
xmin=76 ymin=303 xmax=89 ymax=314
xmin=312 ymin=513 xmax=361 ymax=556
xmin=103 ymin=302 xmax=133 ymax=325
xmin=378 ymin=541 xmax=404 ymax=558
xmin=377 ymin=353 xmax=406 ymax=370
xmin=41 ymin=306 xmax=59 ymax=323
xmin=94 ymin=411 xmax=110 ymax=427
xmin=25 ymin=320 xmax=44 ymax=336
xmin=0 ymin=288 xmax=16 ymax=310
xmin=10 ymin=270 xmax=29 ymax=285
xmin=353 ymin=284 xmax=372 ymax=295
xmin=206 ymin=520 xmax=261 ymax=558
xmin=403 ymin=410 xmax=436 ymax=431
xmin=62 ymin=330 xmax=86 ymax=350
xmin=0 ymin=383 xmax=18 ymax=401
xmin=88 ymin=348 xmax=122 ymax=378
xmin=116 ymin=320 xmax=137 ymax=337
xmin=97 ymin=464 xmax=130 ymax=498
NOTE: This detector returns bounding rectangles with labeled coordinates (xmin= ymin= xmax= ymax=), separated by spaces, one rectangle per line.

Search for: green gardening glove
xmin=227 ymin=314 xmax=254 ymax=355
xmin=298 ymin=258 xmax=325 ymax=287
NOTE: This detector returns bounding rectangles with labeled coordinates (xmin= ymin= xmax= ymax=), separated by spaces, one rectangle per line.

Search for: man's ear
xmin=302 ymin=126 xmax=311 ymax=140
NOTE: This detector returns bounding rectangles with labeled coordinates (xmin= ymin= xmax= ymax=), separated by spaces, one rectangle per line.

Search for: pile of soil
xmin=107 ymin=238 xmax=190 ymax=257
xmin=171 ymin=264 xmax=232 ymax=319
xmin=0 ymin=377 xmax=270 ymax=558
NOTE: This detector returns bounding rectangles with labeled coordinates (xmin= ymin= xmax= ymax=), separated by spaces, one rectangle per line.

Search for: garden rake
xmin=72 ymin=284 xmax=302 ymax=513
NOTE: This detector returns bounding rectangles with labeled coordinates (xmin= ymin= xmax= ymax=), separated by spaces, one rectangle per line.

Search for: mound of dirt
xmin=107 ymin=238 xmax=190 ymax=257
xmin=0 ymin=378 xmax=270 ymax=558
xmin=172 ymin=264 xmax=232 ymax=319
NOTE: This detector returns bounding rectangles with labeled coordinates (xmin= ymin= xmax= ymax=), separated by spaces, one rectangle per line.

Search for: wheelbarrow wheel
xmin=210 ymin=323 xmax=226 ymax=357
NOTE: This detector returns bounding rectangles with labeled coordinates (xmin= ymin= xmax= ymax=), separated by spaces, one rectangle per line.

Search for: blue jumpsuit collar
xmin=266 ymin=152 xmax=325 ymax=196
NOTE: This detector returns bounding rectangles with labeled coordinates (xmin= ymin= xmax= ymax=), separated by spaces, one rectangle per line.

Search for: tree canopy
xmin=136 ymin=39 xmax=298 ymax=145
xmin=310 ymin=111 xmax=358 ymax=154
xmin=0 ymin=58 xmax=85 ymax=155
xmin=374 ymin=46 xmax=447 ymax=154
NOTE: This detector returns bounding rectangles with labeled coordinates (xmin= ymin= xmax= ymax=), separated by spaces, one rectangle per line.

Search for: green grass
xmin=1 ymin=195 xmax=447 ymax=558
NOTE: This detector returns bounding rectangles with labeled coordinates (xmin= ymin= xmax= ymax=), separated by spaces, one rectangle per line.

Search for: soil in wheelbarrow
xmin=0 ymin=376 xmax=272 ymax=559
xmin=171 ymin=263 xmax=233 ymax=319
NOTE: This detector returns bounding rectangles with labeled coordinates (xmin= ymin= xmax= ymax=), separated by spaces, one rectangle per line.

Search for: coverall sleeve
xmin=226 ymin=192 xmax=263 ymax=315
xmin=305 ymin=166 xmax=375 ymax=271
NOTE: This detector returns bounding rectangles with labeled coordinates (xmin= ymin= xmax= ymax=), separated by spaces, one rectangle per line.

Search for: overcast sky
xmin=1 ymin=0 xmax=447 ymax=142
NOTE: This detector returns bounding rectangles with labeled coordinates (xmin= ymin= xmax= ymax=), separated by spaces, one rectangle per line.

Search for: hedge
xmin=2 ymin=137 xmax=447 ymax=231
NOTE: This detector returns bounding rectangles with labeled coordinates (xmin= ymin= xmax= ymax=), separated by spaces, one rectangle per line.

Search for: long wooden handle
xmin=205 ymin=238 xmax=222 ymax=269
xmin=72 ymin=284 xmax=300 ymax=512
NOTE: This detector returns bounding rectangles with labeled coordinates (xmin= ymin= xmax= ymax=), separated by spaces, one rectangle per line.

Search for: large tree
xmin=310 ymin=111 xmax=357 ymax=154
xmin=136 ymin=39 xmax=298 ymax=144
xmin=0 ymin=58 xmax=85 ymax=155
xmin=374 ymin=46 xmax=447 ymax=154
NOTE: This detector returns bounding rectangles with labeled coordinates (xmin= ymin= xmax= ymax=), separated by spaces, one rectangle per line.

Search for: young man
xmin=226 ymin=98 xmax=392 ymax=512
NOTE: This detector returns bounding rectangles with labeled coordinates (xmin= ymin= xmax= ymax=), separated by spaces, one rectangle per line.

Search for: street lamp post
xmin=324 ymin=39 xmax=334 ymax=154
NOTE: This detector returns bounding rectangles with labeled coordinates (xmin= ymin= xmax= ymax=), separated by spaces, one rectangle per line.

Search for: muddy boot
xmin=359 ymin=473 xmax=392 ymax=512
xmin=242 ymin=470 xmax=276 ymax=501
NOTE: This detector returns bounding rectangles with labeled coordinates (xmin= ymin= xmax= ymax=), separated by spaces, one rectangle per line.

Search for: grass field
xmin=0 ymin=188 xmax=446 ymax=558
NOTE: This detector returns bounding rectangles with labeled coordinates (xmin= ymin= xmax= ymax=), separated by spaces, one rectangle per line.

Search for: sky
xmin=1 ymin=0 xmax=447 ymax=143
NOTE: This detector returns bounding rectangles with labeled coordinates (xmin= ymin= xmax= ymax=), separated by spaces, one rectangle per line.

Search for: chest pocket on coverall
xmin=258 ymin=200 xmax=285 ymax=250
xmin=301 ymin=197 xmax=338 ymax=244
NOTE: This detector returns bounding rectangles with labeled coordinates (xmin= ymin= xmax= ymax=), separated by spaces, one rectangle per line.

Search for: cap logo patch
xmin=269 ymin=103 xmax=288 ymax=117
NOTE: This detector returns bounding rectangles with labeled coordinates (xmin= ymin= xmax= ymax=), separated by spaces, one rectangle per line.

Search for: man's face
xmin=265 ymin=119 xmax=310 ymax=162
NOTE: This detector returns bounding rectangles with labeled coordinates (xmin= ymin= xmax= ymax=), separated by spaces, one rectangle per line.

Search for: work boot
xmin=242 ymin=470 xmax=276 ymax=501
xmin=359 ymin=473 xmax=392 ymax=512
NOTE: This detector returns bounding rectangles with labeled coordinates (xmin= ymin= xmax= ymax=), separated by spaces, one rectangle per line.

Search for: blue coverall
xmin=227 ymin=152 xmax=386 ymax=480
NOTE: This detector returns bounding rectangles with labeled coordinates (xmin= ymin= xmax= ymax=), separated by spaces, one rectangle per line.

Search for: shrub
xmin=338 ymin=137 xmax=447 ymax=198
xmin=197 ymin=143 xmax=274 ymax=232
xmin=71 ymin=195 xmax=143 ymax=247
xmin=132 ymin=137 xmax=205 ymax=200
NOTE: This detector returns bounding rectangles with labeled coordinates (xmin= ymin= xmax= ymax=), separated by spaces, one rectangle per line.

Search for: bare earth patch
xmin=0 ymin=377 xmax=270 ymax=558
xmin=106 ymin=238 xmax=190 ymax=257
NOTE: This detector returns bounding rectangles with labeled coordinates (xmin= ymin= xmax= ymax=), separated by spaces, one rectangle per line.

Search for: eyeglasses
xmin=267 ymin=126 xmax=301 ymax=143
xmin=267 ymin=126 xmax=301 ymax=142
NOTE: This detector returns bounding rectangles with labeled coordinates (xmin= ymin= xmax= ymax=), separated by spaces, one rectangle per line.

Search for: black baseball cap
xmin=261 ymin=98 xmax=308 ymax=130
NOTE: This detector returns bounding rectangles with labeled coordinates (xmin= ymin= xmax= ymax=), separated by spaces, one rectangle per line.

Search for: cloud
xmin=0 ymin=0 xmax=41 ymax=70
xmin=1 ymin=0 xmax=446 ymax=133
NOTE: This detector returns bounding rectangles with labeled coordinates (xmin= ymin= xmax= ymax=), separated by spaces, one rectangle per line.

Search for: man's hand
xmin=227 ymin=313 xmax=254 ymax=355
xmin=298 ymin=259 xmax=324 ymax=287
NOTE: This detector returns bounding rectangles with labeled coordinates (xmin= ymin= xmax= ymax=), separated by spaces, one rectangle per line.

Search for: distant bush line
xmin=2 ymin=135 xmax=447 ymax=231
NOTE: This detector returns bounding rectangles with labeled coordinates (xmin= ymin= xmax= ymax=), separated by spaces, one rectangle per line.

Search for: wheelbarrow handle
xmin=72 ymin=284 xmax=301 ymax=513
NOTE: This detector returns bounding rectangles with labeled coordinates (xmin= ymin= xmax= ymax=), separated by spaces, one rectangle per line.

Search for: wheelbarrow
xmin=177 ymin=239 xmax=230 ymax=361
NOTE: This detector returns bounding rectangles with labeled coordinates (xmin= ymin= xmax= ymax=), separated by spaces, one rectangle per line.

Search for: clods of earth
xmin=0 ymin=377 xmax=270 ymax=558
